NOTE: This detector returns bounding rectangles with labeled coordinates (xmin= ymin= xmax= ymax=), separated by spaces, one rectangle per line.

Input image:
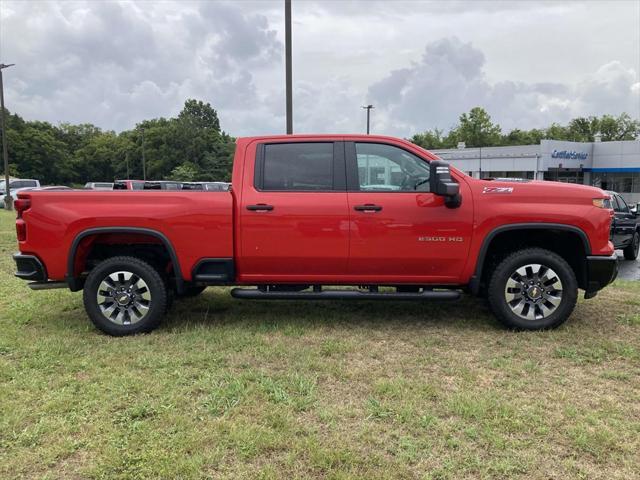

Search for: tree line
xmin=2 ymin=99 xmax=235 ymax=185
xmin=1 ymin=101 xmax=638 ymax=186
xmin=410 ymin=108 xmax=639 ymax=150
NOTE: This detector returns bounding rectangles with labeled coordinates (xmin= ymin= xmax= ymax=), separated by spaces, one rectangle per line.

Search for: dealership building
xmin=432 ymin=138 xmax=640 ymax=204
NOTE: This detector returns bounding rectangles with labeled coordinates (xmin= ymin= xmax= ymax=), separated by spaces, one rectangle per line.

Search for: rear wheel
xmin=487 ymin=248 xmax=577 ymax=330
xmin=623 ymin=231 xmax=639 ymax=260
xmin=83 ymin=256 xmax=167 ymax=336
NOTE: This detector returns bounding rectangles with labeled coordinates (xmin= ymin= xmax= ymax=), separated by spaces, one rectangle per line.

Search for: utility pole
xmin=1 ymin=63 xmax=15 ymax=211
xmin=140 ymin=127 xmax=146 ymax=181
xmin=125 ymin=151 xmax=130 ymax=179
xmin=362 ymin=105 xmax=374 ymax=134
xmin=285 ymin=0 xmax=293 ymax=134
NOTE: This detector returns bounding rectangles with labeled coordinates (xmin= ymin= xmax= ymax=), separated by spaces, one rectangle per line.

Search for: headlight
xmin=593 ymin=198 xmax=612 ymax=209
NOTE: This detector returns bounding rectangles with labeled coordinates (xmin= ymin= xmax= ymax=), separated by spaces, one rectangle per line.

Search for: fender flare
xmin=66 ymin=227 xmax=184 ymax=292
xmin=469 ymin=223 xmax=592 ymax=295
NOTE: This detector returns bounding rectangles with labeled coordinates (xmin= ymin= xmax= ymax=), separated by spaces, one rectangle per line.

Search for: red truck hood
xmin=475 ymin=178 xmax=608 ymax=198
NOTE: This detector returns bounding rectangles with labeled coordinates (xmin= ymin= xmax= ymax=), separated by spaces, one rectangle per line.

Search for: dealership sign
xmin=551 ymin=150 xmax=588 ymax=160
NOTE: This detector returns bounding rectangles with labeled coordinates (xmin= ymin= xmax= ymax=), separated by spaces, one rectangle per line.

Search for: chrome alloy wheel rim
xmin=96 ymin=271 xmax=151 ymax=325
xmin=504 ymin=264 xmax=563 ymax=321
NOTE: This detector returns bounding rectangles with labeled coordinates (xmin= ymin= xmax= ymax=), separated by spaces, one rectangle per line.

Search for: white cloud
xmin=0 ymin=0 xmax=638 ymax=136
xmin=368 ymin=38 xmax=639 ymax=136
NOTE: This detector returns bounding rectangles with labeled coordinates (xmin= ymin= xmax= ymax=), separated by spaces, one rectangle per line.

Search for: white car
xmin=84 ymin=182 xmax=114 ymax=190
xmin=0 ymin=179 xmax=41 ymax=208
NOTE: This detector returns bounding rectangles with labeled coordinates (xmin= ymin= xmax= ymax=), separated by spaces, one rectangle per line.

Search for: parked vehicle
xmin=1 ymin=179 xmax=40 ymax=191
xmin=201 ymin=182 xmax=231 ymax=192
xmin=84 ymin=182 xmax=114 ymax=190
xmin=113 ymin=180 xmax=145 ymax=190
xmin=39 ymin=186 xmax=72 ymax=190
xmin=141 ymin=181 xmax=183 ymax=190
xmin=606 ymin=191 xmax=639 ymax=260
xmin=13 ymin=135 xmax=617 ymax=335
xmin=1 ymin=179 xmax=41 ymax=208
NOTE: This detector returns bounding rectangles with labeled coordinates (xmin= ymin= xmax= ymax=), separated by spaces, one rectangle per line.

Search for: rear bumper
xmin=584 ymin=253 xmax=618 ymax=298
xmin=13 ymin=253 xmax=47 ymax=282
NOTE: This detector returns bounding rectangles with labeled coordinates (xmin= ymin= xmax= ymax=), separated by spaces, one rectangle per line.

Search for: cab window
xmin=355 ymin=143 xmax=430 ymax=192
xmin=260 ymin=143 xmax=334 ymax=191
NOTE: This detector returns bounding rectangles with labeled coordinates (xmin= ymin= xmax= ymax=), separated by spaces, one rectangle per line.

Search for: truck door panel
xmin=238 ymin=141 xmax=349 ymax=281
xmin=345 ymin=141 xmax=473 ymax=282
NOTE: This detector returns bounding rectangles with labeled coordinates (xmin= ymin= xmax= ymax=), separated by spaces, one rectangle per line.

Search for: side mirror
xmin=430 ymin=160 xmax=461 ymax=208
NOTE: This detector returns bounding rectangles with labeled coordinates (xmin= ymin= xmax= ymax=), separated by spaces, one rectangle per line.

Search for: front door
xmin=238 ymin=141 xmax=350 ymax=282
xmin=345 ymin=141 xmax=473 ymax=284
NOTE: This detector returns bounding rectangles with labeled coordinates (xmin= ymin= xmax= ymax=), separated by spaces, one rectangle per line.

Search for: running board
xmin=230 ymin=288 xmax=460 ymax=301
xmin=28 ymin=281 xmax=68 ymax=290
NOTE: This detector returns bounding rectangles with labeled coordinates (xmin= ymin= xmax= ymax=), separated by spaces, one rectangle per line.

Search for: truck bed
xmin=17 ymin=190 xmax=234 ymax=282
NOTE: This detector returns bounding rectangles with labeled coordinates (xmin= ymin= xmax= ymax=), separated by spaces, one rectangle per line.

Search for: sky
xmin=0 ymin=0 xmax=639 ymax=138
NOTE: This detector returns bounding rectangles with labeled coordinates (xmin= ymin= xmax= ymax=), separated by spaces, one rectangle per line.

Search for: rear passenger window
xmin=262 ymin=143 xmax=333 ymax=191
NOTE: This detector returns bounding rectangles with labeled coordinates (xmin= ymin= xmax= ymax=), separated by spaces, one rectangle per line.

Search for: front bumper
xmin=13 ymin=253 xmax=47 ymax=282
xmin=584 ymin=253 xmax=618 ymax=298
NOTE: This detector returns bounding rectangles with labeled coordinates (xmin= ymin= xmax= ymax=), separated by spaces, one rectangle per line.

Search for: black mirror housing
xmin=430 ymin=160 xmax=461 ymax=208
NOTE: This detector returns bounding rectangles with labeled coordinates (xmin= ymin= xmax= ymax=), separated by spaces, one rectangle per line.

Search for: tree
xmin=167 ymin=162 xmax=200 ymax=181
xmin=177 ymin=99 xmax=221 ymax=131
xmin=453 ymin=107 xmax=502 ymax=147
xmin=597 ymin=113 xmax=640 ymax=141
xmin=409 ymin=128 xmax=449 ymax=149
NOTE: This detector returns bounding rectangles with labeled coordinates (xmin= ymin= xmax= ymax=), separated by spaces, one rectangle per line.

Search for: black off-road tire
xmin=623 ymin=231 xmax=639 ymax=260
xmin=83 ymin=256 xmax=168 ymax=336
xmin=487 ymin=248 xmax=578 ymax=330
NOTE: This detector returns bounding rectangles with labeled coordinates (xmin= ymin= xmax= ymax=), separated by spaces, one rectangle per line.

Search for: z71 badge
xmin=482 ymin=186 xmax=514 ymax=194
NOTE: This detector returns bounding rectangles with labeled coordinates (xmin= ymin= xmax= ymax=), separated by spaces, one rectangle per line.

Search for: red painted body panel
xmin=16 ymin=134 xmax=614 ymax=287
xmin=18 ymin=191 xmax=233 ymax=281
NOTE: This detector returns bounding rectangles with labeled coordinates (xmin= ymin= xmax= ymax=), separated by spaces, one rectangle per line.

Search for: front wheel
xmin=83 ymin=256 xmax=168 ymax=336
xmin=487 ymin=248 xmax=578 ymax=330
xmin=623 ymin=231 xmax=639 ymax=260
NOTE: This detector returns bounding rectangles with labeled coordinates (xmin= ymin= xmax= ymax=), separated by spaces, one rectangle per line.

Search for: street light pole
xmin=362 ymin=104 xmax=374 ymax=134
xmin=285 ymin=0 xmax=293 ymax=134
xmin=1 ymin=63 xmax=15 ymax=211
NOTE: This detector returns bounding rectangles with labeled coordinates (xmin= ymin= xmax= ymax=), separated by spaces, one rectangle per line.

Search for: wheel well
xmin=69 ymin=232 xmax=179 ymax=289
xmin=478 ymin=228 xmax=588 ymax=293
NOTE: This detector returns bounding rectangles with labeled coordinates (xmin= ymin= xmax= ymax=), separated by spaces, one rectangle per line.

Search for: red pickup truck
xmin=13 ymin=135 xmax=617 ymax=335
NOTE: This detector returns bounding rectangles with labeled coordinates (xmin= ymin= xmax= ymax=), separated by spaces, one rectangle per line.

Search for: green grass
xmin=0 ymin=210 xmax=639 ymax=479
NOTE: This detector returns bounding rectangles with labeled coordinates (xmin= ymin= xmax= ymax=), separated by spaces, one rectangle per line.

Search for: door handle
xmin=354 ymin=204 xmax=382 ymax=212
xmin=246 ymin=204 xmax=274 ymax=211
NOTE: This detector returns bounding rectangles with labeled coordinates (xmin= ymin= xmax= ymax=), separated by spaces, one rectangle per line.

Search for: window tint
xmin=355 ymin=143 xmax=430 ymax=192
xmin=610 ymin=195 xmax=620 ymax=212
xmin=131 ymin=182 xmax=144 ymax=190
xmin=617 ymin=195 xmax=630 ymax=213
xmin=262 ymin=143 xmax=333 ymax=191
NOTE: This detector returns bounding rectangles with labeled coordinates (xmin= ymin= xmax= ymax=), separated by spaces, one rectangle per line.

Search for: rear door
xmin=238 ymin=141 xmax=349 ymax=282
xmin=345 ymin=141 xmax=473 ymax=283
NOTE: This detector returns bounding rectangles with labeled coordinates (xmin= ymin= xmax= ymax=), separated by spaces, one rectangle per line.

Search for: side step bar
xmin=28 ymin=281 xmax=68 ymax=290
xmin=230 ymin=288 xmax=460 ymax=301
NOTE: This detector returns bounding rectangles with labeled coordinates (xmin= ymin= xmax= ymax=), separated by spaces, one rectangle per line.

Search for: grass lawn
xmin=0 ymin=210 xmax=639 ymax=479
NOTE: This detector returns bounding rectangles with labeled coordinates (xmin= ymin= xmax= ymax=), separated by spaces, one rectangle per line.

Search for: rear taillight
xmin=16 ymin=220 xmax=26 ymax=241
xmin=14 ymin=198 xmax=31 ymax=219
